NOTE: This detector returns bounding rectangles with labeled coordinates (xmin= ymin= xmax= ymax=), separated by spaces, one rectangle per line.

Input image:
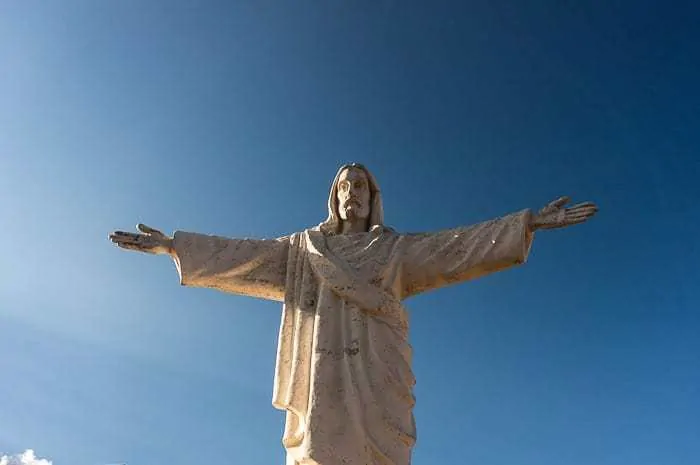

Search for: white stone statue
xmin=110 ymin=163 xmax=597 ymax=465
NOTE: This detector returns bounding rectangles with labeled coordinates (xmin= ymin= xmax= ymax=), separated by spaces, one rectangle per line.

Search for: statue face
xmin=336 ymin=167 xmax=371 ymax=222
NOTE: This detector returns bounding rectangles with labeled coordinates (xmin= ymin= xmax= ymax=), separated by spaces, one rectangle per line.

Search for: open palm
xmin=109 ymin=224 xmax=173 ymax=255
xmin=530 ymin=196 xmax=598 ymax=230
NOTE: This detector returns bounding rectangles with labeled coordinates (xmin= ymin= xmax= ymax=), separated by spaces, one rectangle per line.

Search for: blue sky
xmin=1 ymin=1 xmax=698 ymax=464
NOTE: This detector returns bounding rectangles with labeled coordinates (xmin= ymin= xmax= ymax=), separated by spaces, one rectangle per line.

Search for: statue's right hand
xmin=109 ymin=224 xmax=174 ymax=255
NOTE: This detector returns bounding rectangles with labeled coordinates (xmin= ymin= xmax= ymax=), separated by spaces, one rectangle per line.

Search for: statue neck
xmin=340 ymin=218 xmax=369 ymax=234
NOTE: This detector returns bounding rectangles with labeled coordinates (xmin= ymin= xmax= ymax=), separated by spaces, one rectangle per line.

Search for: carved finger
xmin=137 ymin=224 xmax=164 ymax=236
xmin=540 ymin=196 xmax=571 ymax=215
xmin=566 ymin=217 xmax=589 ymax=225
xmin=567 ymin=208 xmax=597 ymax=218
xmin=109 ymin=232 xmax=142 ymax=243
xmin=112 ymin=232 xmax=141 ymax=240
xmin=565 ymin=215 xmax=593 ymax=225
xmin=117 ymin=238 xmax=161 ymax=252
xmin=567 ymin=204 xmax=597 ymax=213
xmin=115 ymin=237 xmax=157 ymax=250
xmin=116 ymin=242 xmax=144 ymax=251
xmin=565 ymin=212 xmax=595 ymax=220
xmin=568 ymin=201 xmax=597 ymax=210
xmin=566 ymin=206 xmax=596 ymax=214
xmin=545 ymin=196 xmax=571 ymax=211
xmin=549 ymin=196 xmax=571 ymax=209
xmin=110 ymin=231 xmax=140 ymax=238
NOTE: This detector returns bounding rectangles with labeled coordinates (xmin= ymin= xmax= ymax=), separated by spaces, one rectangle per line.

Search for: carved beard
xmin=340 ymin=199 xmax=368 ymax=220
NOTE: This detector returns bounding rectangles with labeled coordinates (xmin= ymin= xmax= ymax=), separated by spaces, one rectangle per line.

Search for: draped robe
xmin=171 ymin=209 xmax=534 ymax=465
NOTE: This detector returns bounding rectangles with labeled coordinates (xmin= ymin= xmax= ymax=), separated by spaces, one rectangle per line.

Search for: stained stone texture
xmin=170 ymin=165 xmax=534 ymax=465
xmin=110 ymin=164 xmax=598 ymax=463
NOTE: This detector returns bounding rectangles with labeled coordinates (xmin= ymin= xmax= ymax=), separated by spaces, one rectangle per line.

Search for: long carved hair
xmin=318 ymin=163 xmax=385 ymax=235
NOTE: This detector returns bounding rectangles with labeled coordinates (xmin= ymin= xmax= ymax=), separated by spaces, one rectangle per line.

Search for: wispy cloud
xmin=0 ymin=450 xmax=52 ymax=465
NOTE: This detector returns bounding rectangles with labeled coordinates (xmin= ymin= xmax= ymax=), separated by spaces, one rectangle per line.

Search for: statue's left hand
xmin=530 ymin=196 xmax=598 ymax=231
xmin=109 ymin=224 xmax=174 ymax=255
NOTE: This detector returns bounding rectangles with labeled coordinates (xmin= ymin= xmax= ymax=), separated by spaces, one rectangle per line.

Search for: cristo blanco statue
xmin=110 ymin=163 xmax=597 ymax=465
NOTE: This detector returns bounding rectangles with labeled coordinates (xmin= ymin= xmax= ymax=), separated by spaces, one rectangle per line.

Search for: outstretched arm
xmin=110 ymin=224 xmax=289 ymax=302
xmin=398 ymin=197 xmax=597 ymax=298
xmin=399 ymin=210 xmax=534 ymax=298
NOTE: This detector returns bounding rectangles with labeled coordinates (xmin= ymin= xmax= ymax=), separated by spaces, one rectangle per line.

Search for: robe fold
xmin=171 ymin=209 xmax=534 ymax=465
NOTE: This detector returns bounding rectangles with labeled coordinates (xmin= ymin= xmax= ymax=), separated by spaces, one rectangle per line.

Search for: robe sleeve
xmin=171 ymin=231 xmax=289 ymax=302
xmin=399 ymin=209 xmax=534 ymax=298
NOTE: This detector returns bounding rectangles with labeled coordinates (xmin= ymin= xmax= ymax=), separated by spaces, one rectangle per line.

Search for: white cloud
xmin=0 ymin=450 xmax=52 ymax=465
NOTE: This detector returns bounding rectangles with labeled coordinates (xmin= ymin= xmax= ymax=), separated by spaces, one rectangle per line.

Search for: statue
xmin=109 ymin=163 xmax=597 ymax=465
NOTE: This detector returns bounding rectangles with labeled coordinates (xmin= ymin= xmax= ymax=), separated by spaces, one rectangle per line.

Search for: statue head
xmin=319 ymin=163 xmax=384 ymax=235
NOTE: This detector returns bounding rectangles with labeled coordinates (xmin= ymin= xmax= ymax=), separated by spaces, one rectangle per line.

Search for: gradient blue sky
xmin=1 ymin=1 xmax=698 ymax=464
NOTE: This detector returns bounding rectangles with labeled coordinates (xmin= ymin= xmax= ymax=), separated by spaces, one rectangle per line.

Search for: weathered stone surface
xmin=109 ymin=163 xmax=597 ymax=465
